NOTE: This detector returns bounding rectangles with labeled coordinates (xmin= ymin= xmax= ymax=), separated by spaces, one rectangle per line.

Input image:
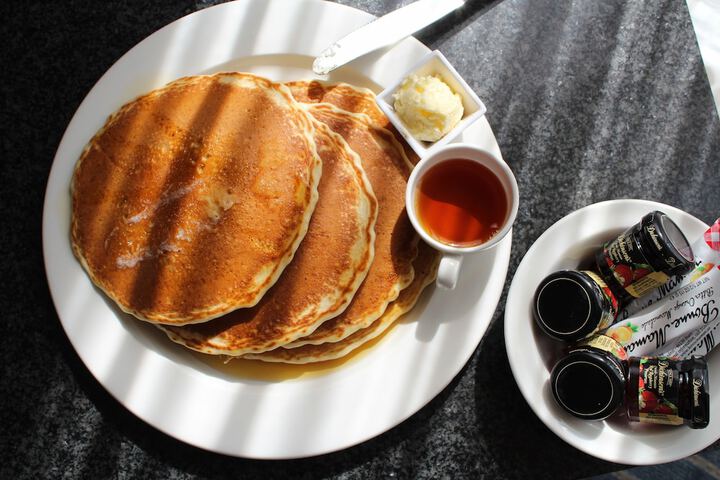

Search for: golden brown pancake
xmin=71 ymin=73 xmax=322 ymax=325
xmin=286 ymin=81 xmax=389 ymax=128
xmin=286 ymin=80 xmax=420 ymax=165
xmin=158 ymin=119 xmax=378 ymax=354
xmin=245 ymin=242 xmax=440 ymax=363
xmin=283 ymin=98 xmax=419 ymax=347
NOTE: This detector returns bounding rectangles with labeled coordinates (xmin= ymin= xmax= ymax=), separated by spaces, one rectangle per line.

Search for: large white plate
xmin=505 ymin=199 xmax=716 ymax=465
xmin=42 ymin=0 xmax=511 ymax=459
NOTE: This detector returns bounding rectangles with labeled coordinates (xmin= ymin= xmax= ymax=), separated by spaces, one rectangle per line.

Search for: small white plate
xmin=376 ymin=50 xmax=487 ymax=158
xmin=504 ymin=199 xmax=716 ymax=465
xmin=43 ymin=0 xmax=510 ymax=459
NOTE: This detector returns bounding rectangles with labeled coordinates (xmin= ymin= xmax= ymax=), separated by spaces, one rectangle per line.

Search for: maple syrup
xmin=416 ymin=159 xmax=508 ymax=246
xmin=192 ymin=320 xmax=400 ymax=382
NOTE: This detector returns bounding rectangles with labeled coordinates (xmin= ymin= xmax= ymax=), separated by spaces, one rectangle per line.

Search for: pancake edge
xmin=284 ymin=103 xmax=418 ymax=347
xmin=243 ymin=249 xmax=440 ymax=364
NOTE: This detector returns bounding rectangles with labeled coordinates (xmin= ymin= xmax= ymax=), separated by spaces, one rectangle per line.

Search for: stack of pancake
xmin=71 ymin=72 xmax=439 ymax=364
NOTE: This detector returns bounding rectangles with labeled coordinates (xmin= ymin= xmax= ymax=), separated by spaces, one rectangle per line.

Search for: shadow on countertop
xmin=3 ymin=0 xmax=720 ymax=478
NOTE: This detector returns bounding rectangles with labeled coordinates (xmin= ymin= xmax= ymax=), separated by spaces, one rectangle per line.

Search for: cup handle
xmin=437 ymin=254 xmax=463 ymax=290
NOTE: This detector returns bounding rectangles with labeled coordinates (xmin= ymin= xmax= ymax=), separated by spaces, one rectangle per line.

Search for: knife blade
xmin=313 ymin=0 xmax=465 ymax=75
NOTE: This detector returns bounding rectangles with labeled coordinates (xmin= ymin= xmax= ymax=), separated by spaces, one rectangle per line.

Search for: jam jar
xmin=534 ymin=270 xmax=619 ymax=341
xmin=595 ymin=211 xmax=695 ymax=307
xmin=626 ymin=356 xmax=710 ymax=428
xmin=550 ymin=334 xmax=628 ymax=420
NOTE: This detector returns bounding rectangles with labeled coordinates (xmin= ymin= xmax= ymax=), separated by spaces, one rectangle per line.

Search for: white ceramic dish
xmin=43 ymin=0 xmax=511 ymax=459
xmin=376 ymin=50 xmax=487 ymax=158
xmin=504 ymin=199 xmax=716 ymax=465
xmin=405 ymin=144 xmax=519 ymax=290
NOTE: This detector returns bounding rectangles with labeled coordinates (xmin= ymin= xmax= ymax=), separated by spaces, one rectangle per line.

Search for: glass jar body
xmin=550 ymin=335 xmax=628 ymax=420
xmin=534 ymin=270 xmax=619 ymax=342
xmin=595 ymin=211 xmax=694 ymax=307
xmin=626 ymin=356 xmax=710 ymax=429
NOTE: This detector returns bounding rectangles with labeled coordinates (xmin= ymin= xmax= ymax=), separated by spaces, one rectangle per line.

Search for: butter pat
xmin=376 ymin=50 xmax=487 ymax=157
xmin=393 ymin=74 xmax=463 ymax=142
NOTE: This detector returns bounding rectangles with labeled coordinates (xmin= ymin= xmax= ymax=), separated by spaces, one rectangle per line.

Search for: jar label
xmin=578 ymin=335 xmax=628 ymax=362
xmin=601 ymin=231 xmax=660 ymax=298
xmin=637 ymin=357 xmax=683 ymax=426
xmin=583 ymin=270 xmax=619 ymax=328
xmin=625 ymin=271 xmax=671 ymax=298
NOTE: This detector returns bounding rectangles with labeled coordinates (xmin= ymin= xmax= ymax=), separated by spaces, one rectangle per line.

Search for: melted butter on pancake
xmin=201 ymin=185 xmax=240 ymax=223
xmin=126 ymin=179 xmax=204 ymax=225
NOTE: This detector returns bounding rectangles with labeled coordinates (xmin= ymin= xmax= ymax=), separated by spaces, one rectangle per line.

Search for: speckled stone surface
xmin=2 ymin=0 xmax=719 ymax=478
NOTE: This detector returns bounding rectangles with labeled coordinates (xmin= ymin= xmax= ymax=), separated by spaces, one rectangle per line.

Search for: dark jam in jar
xmin=595 ymin=211 xmax=695 ymax=306
xmin=626 ymin=356 xmax=710 ymax=428
xmin=551 ymin=334 xmax=628 ymax=420
xmin=534 ymin=270 xmax=619 ymax=342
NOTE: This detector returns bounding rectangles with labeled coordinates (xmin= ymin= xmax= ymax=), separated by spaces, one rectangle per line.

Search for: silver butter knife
xmin=313 ymin=0 xmax=465 ymax=75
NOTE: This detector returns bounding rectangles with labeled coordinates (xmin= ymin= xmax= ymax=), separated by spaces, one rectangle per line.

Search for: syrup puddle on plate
xmin=190 ymin=321 xmax=399 ymax=382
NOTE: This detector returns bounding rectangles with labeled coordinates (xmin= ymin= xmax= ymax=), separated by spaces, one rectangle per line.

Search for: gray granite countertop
xmin=2 ymin=0 xmax=719 ymax=478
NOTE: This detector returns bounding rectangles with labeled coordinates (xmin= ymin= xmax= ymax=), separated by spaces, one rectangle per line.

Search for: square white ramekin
xmin=376 ymin=50 xmax=487 ymax=158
